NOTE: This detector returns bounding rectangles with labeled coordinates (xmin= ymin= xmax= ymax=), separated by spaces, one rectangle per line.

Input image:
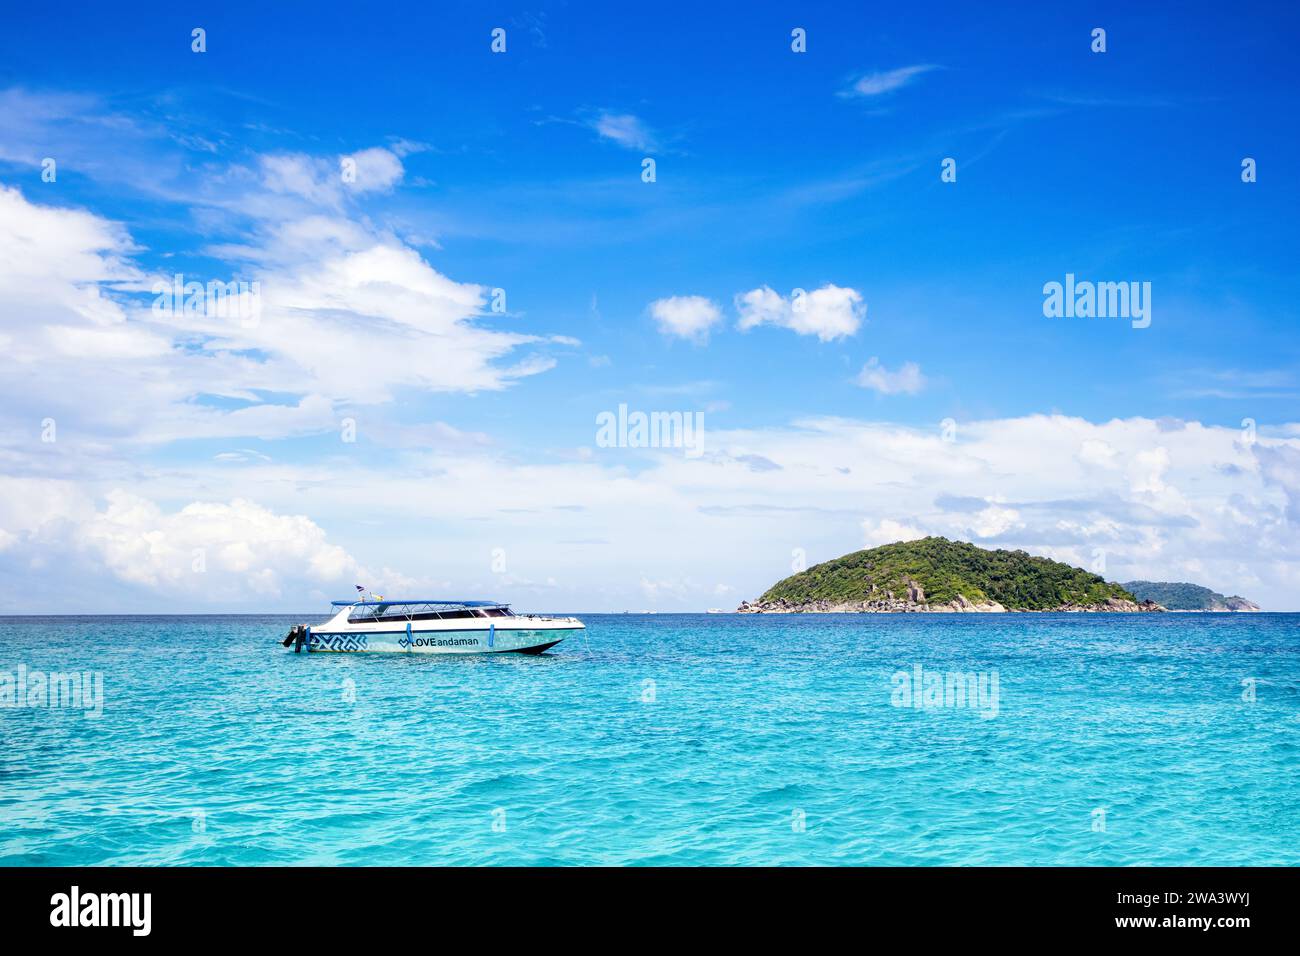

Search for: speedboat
xmin=282 ymin=600 xmax=582 ymax=655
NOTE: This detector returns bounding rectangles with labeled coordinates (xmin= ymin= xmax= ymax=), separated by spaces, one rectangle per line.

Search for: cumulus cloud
xmin=968 ymin=504 xmax=1022 ymax=539
xmin=1256 ymin=444 xmax=1300 ymax=522
xmin=841 ymin=65 xmax=938 ymax=98
xmin=734 ymin=284 xmax=865 ymax=341
xmin=0 ymin=478 xmax=384 ymax=604
xmin=856 ymin=357 xmax=926 ymax=395
xmin=80 ymin=493 xmax=359 ymax=593
xmin=649 ymin=295 xmax=723 ymax=343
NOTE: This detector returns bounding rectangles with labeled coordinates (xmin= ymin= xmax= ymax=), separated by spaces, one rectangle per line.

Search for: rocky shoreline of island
xmin=737 ymin=593 xmax=1164 ymax=614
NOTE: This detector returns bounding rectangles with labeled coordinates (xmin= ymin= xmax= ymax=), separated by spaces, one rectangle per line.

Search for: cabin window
xmin=345 ymin=604 xmax=508 ymax=623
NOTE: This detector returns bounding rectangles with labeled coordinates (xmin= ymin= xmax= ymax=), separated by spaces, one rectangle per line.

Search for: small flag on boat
xmin=373 ymin=594 xmax=384 ymax=601
xmin=355 ymin=585 xmax=366 ymax=593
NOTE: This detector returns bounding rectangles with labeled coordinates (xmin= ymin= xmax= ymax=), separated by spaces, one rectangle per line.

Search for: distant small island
xmin=739 ymin=537 xmax=1164 ymax=613
xmin=1121 ymin=581 xmax=1261 ymax=612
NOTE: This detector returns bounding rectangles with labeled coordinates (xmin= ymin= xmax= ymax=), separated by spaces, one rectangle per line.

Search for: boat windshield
xmin=345 ymin=602 xmax=513 ymax=624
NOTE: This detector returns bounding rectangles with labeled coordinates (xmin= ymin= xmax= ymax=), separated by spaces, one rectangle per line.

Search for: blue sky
xmin=1 ymin=1 xmax=1298 ymax=611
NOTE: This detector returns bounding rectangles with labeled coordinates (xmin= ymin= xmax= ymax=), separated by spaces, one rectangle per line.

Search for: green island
xmin=739 ymin=537 xmax=1162 ymax=613
xmin=1121 ymin=581 xmax=1260 ymax=612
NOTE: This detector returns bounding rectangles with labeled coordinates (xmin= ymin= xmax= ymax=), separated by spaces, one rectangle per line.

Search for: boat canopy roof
xmin=332 ymin=599 xmax=505 ymax=608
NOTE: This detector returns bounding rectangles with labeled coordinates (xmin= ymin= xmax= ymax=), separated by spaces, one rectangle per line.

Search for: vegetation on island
xmin=1121 ymin=581 xmax=1259 ymax=611
xmin=758 ymin=537 xmax=1136 ymax=610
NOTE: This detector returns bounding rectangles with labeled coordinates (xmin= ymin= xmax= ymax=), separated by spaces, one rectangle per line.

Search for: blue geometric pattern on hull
xmin=309 ymin=633 xmax=370 ymax=652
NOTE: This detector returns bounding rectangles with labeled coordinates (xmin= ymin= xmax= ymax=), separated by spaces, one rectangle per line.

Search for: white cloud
xmin=0 ymin=181 xmax=565 ymax=445
xmin=638 ymin=575 xmax=698 ymax=602
xmin=591 ymin=112 xmax=657 ymax=151
xmin=732 ymin=285 xmax=785 ymax=330
xmin=0 ymin=183 xmax=141 ymax=326
xmin=1130 ymin=447 xmax=1171 ymax=495
xmin=5 ymin=414 xmax=1300 ymax=610
xmin=1257 ymin=444 xmax=1300 ymax=522
xmin=1077 ymin=438 xmax=1120 ymax=469
xmin=863 ymin=518 xmax=927 ymax=548
xmin=969 ymin=505 xmax=1021 ymax=539
xmin=218 ymin=237 xmax=546 ymax=403
xmin=259 ymin=147 xmax=404 ymax=205
xmin=259 ymin=154 xmax=344 ymax=206
xmin=841 ymin=65 xmax=938 ymax=98
xmin=734 ymin=284 xmax=864 ymax=341
xmin=5 ymin=92 xmax=1300 ymax=615
xmin=79 ymin=493 xmax=360 ymax=593
xmin=0 ymin=476 xmax=97 ymax=539
xmin=0 ymin=89 xmax=189 ymax=196
xmin=649 ymin=295 xmax=722 ymax=343
xmin=343 ymin=147 xmax=405 ymax=193
xmin=0 ymin=478 xmax=433 ymax=607
xmin=856 ymin=357 xmax=926 ymax=395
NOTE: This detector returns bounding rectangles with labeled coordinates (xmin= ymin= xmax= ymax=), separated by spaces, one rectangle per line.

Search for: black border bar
xmin=0 ymin=866 xmax=1284 ymax=942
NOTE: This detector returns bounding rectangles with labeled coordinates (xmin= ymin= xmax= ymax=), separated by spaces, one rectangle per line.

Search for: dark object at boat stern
xmin=283 ymin=624 xmax=308 ymax=652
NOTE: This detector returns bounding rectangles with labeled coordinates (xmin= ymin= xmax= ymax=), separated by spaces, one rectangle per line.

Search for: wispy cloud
xmin=510 ymin=11 xmax=549 ymax=48
xmin=1033 ymin=91 xmax=1185 ymax=109
xmin=589 ymin=111 xmax=658 ymax=151
xmin=1168 ymin=368 xmax=1300 ymax=400
xmin=840 ymin=64 xmax=939 ymax=99
xmin=258 ymin=146 xmax=405 ymax=206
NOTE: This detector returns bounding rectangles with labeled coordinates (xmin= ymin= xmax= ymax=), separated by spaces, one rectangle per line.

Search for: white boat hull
xmin=305 ymin=626 xmax=575 ymax=654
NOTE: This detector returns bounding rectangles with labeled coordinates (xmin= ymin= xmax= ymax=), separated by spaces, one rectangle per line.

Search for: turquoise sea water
xmin=1 ymin=613 xmax=1297 ymax=866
